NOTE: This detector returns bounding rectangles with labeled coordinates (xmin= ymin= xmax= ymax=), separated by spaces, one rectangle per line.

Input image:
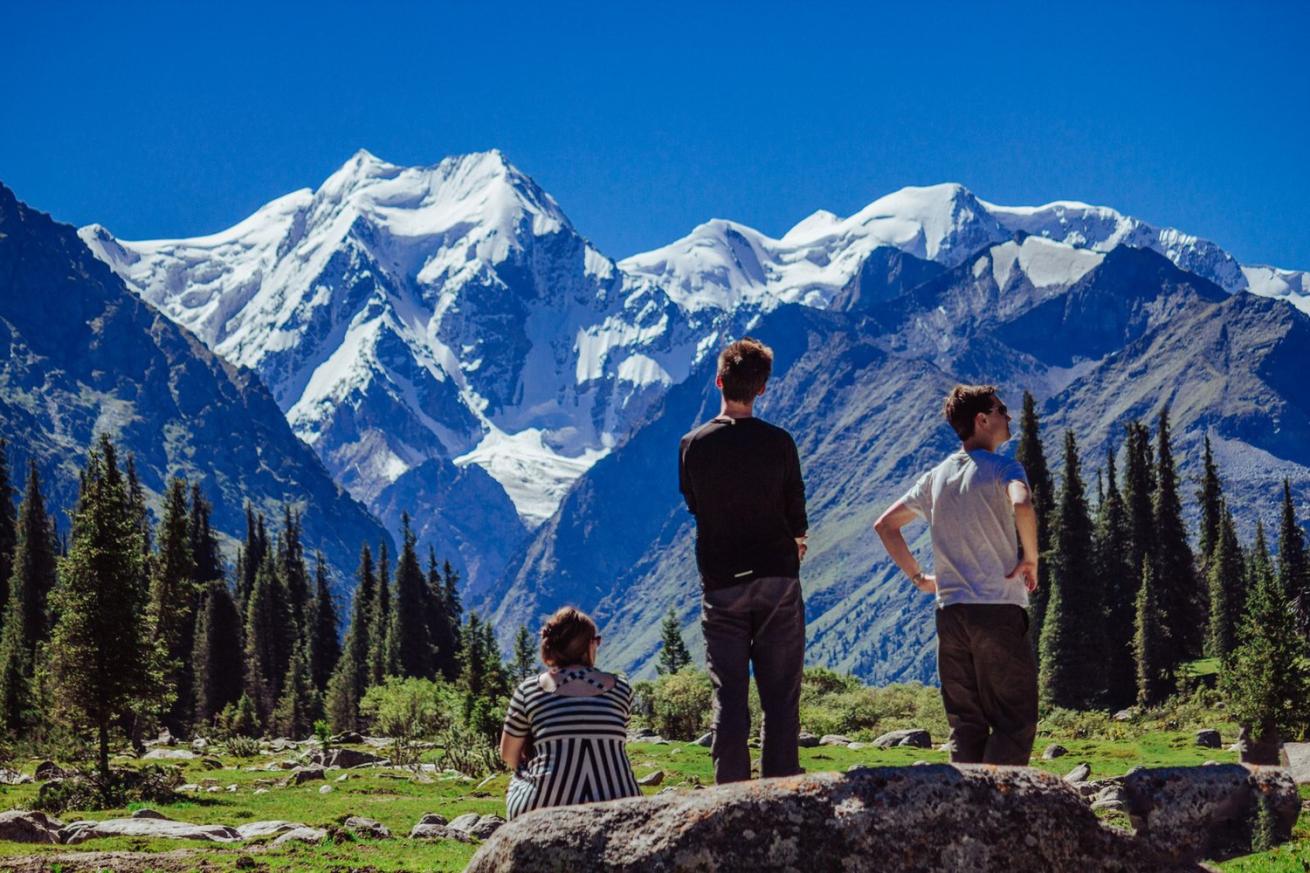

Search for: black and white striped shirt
xmin=503 ymin=672 xmax=641 ymax=819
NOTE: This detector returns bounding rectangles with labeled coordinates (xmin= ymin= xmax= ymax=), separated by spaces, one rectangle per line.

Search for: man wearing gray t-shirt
xmin=874 ymin=384 xmax=1039 ymax=765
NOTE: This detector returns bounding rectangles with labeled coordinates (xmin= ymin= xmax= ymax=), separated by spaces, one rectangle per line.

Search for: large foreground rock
xmin=467 ymin=765 xmax=1203 ymax=872
xmin=60 ymin=817 xmax=242 ymax=844
xmin=1123 ymin=765 xmax=1300 ymax=863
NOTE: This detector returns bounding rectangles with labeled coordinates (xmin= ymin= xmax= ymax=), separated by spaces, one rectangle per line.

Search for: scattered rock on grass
xmin=1194 ymin=730 xmax=1221 ymax=749
xmin=412 ymin=822 xmax=476 ymax=842
xmin=60 ymin=817 xmax=242 ymax=844
xmin=819 ymin=735 xmax=853 ymax=747
xmin=235 ymin=820 xmax=307 ymax=840
xmin=272 ymin=826 xmax=328 ymax=846
xmin=797 ymin=732 xmax=819 ymax=748
xmin=0 ymin=810 xmax=63 ymax=843
xmin=0 ymin=769 xmax=32 ymax=785
xmin=33 ymin=761 xmax=66 ymax=781
xmin=342 ymin=815 xmax=391 ymax=839
xmin=1283 ymin=742 xmax=1310 ymax=784
xmin=1043 ymin=744 xmax=1068 ymax=760
xmin=872 ymin=729 xmax=932 ymax=749
xmin=283 ymin=766 xmax=325 ymax=786
xmin=448 ymin=813 xmax=481 ymax=832
xmin=130 ymin=809 xmax=170 ymax=820
xmin=319 ymin=784 xmax=333 ymax=794
xmin=638 ymin=770 xmax=664 ymax=787
xmin=1064 ymin=763 xmax=1092 ymax=783
xmin=418 ymin=813 xmax=449 ymax=826
xmin=141 ymin=748 xmax=194 ymax=760
xmin=469 ymin=815 xmax=506 ymax=839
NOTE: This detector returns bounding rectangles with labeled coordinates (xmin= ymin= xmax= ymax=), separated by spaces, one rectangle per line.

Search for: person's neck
xmin=719 ymin=400 xmax=755 ymax=420
xmin=961 ymin=436 xmax=999 ymax=453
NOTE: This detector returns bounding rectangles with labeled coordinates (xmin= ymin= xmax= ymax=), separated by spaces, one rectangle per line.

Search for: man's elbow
xmin=873 ymin=514 xmax=896 ymax=537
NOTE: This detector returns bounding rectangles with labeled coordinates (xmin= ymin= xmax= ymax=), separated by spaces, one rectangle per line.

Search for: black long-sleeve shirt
xmin=678 ymin=415 xmax=808 ymax=590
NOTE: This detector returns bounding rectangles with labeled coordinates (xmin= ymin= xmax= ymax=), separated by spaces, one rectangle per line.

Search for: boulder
xmin=283 ymin=766 xmax=325 ymax=786
xmin=191 ymin=737 xmax=210 ymax=753
xmin=0 ymin=810 xmax=63 ymax=844
xmin=141 ymin=748 xmax=195 ymax=760
xmin=342 ymin=815 xmax=391 ymax=839
xmin=1283 ymin=742 xmax=1310 ymax=784
xmin=1112 ymin=708 xmax=1135 ymax=722
xmin=0 ymin=768 xmax=32 ymax=785
xmin=469 ymin=815 xmax=506 ymax=839
xmin=33 ymin=761 xmax=66 ymax=781
xmin=331 ymin=731 xmax=364 ymax=744
xmin=819 ymin=734 xmax=853 ymax=746
xmin=319 ymin=784 xmax=333 ymax=794
xmin=236 ymin=820 xmax=308 ymax=840
xmin=1194 ymin=730 xmax=1221 ymax=749
xmin=60 ymin=817 xmax=242 ymax=844
xmin=1042 ymin=744 xmax=1068 ymax=760
xmin=418 ymin=813 xmax=449 ymax=826
xmin=466 ymin=765 xmax=1204 ymax=872
xmin=872 ymin=729 xmax=932 ymax=749
xmin=694 ymin=732 xmax=713 ymax=747
xmin=412 ymin=822 xmax=477 ymax=842
xmin=272 ymin=826 xmax=328 ymax=846
xmin=797 ymin=732 xmax=819 ymax=748
xmin=200 ymin=757 xmax=224 ymax=770
xmin=130 ymin=809 xmax=170 ymax=820
xmin=637 ymin=770 xmax=665 ymax=787
xmin=448 ymin=812 xmax=482 ymax=832
xmin=1123 ymin=764 xmax=1300 ymax=863
xmin=314 ymin=747 xmax=388 ymax=769
xmin=1064 ymin=763 xmax=1091 ymax=783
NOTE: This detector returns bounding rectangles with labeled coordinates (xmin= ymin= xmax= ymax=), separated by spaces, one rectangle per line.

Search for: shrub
xmin=35 ymin=765 xmax=182 ymax=813
xmin=645 ymin=668 xmax=714 ymax=740
xmin=438 ymin=719 xmax=502 ymax=777
xmin=359 ymin=677 xmax=458 ymax=768
xmin=223 ymin=735 xmax=261 ymax=758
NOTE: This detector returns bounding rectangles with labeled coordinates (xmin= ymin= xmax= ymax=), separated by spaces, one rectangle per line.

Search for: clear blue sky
xmin=3 ymin=2 xmax=1307 ymax=268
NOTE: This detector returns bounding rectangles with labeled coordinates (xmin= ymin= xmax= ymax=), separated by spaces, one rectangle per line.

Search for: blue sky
xmin=3 ymin=1 xmax=1307 ymax=268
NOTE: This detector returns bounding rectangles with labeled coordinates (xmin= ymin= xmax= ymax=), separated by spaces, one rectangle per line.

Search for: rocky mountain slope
xmin=0 ymin=182 xmax=389 ymax=598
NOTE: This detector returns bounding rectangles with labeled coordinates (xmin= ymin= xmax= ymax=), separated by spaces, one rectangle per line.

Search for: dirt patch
xmin=2 ymin=848 xmax=240 ymax=872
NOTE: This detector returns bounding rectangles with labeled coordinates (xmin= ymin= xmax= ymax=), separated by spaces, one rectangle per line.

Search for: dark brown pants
xmin=935 ymin=603 xmax=1038 ymax=765
xmin=701 ymin=576 xmax=805 ymax=784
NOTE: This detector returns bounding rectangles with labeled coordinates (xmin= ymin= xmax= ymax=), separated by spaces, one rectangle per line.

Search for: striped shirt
xmin=502 ymin=672 xmax=641 ymax=820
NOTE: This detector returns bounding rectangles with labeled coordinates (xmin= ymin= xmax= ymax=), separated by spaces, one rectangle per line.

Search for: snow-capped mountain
xmin=81 ymin=157 xmax=1309 ymax=619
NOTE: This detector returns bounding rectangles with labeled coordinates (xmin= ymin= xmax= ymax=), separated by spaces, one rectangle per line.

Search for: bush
xmin=359 ymin=677 xmax=459 ymax=768
xmin=223 ymin=735 xmax=261 ymax=758
xmin=800 ymin=680 xmax=947 ymax=740
xmin=438 ymin=719 xmax=502 ymax=778
xmin=643 ymin=668 xmax=714 ymax=740
xmin=35 ymin=765 xmax=182 ymax=813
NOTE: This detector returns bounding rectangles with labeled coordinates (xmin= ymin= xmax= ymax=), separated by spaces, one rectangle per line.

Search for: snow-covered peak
xmin=1242 ymin=264 xmax=1310 ymax=315
xmin=782 ymin=209 xmax=841 ymax=242
xmin=844 ymin=183 xmax=1009 ymax=264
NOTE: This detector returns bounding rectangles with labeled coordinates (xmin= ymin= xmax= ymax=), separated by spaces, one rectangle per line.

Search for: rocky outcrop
xmin=872 ymin=729 xmax=932 ymax=749
xmin=467 ymin=765 xmax=1205 ymax=872
xmin=60 ymin=817 xmax=242 ymax=844
xmin=1123 ymin=765 xmax=1300 ymax=863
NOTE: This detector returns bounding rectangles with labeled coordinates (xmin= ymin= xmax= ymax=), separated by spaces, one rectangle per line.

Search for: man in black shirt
xmin=678 ymin=337 xmax=808 ymax=784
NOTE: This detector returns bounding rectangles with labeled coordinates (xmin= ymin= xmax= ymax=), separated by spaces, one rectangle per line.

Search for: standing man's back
xmin=678 ymin=337 xmax=808 ymax=784
xmin=875 ymin=384 xmax=1039 ymax=766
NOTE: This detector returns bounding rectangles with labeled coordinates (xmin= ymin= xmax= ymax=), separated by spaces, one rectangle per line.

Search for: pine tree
xmin=278 ymin=505 xmax=310 ymax=642
xmin=1152 ymin=408 xmax=1202 ymax=661
xmin=458 ymin=613 xmax=508 ymax=703
xmin=1196 ymin=435 xmax=1223 ymax=561
xmin=1095 ymin=444 xmax=1136 ymax=709
xmin=656 ymin=607 xmax=692 ymax=675
xmin=188 ymin=483 xmax=223 ymax=584
xmin=272 ymin=641 xmax=320 ymax=739
xmin=324 ymin=545 xmax=374 ymax=732
xmin=149 ymin=477 xmax=198 ymax=734
xmin=242 ymin=551 xmax=289 ymax=726
xmin=1206 ymin=505 xmax=1246 ymax=660
xmin=125 ymin=454 xmax=151 ymax=561
xmin=1122 ymin=421 xmax=1156 ymax=592
xmin=1038 ymin=431 xmax=1104 ymax=709
xmin=191 ymin=579 xmax=244 ymax=729
xmin=1134 ymin=560 xmax=1172 ymax=706
xmin=431 ymin=558 xmax=463 ymax=681
xmin=1014 ymin=392 xmax=1054 ymax=661
xmin=0 ymin=439 xmax=17 ymax=626
xmin=1221 ymin=513 xmax=1310 ymax=751
xmin=47 ymin=435 xmax=169 ymax=784
xmin=387 ymin=516 xmax=432 ymax=679
xmin=0 ymin=461 xmax=59 ymax=732
xmin=1276 ymin=480 xmax=1310 ymax=634
xmin=237 ymin=504 xmax=263 ymax=613
xmin=306 ymin=553 xmax=341 ymax=693
xmin=371 ymin=542 xmax=392 ymax=684
xmin=511 ymin=625 xmax=537 ymax=681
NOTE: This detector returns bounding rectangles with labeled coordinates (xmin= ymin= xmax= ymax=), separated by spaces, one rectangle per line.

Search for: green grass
xmin=0 ymin=735 xmax=1302 ymax=872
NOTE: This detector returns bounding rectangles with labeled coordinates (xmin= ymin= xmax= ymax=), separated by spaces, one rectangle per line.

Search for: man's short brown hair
xmin=943 ymin=384 xmax=999 ymax=440
xmin=718 ymin=337 xmax=773 ymax=403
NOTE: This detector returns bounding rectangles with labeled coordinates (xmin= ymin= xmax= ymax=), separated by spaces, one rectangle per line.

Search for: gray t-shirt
xmin=901 ymin=449 xmax=1030 ymax=608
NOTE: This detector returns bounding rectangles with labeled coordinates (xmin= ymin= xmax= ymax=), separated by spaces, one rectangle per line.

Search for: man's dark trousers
xmin=935 ymin=603 xmax=1038 ymax=765
xmin=701 ymin=575 xmax=805 ymax=783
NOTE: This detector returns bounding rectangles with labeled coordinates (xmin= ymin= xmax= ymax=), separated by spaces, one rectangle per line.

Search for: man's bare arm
xmin=1007 ymin=480 xmax=1039 ymax=592
xmin=874 ymin=500 xmax=935 ymax=594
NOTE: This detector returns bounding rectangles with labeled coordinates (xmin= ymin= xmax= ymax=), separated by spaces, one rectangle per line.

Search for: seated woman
xmin=499 ymin=606 xmax=641 ymax=819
